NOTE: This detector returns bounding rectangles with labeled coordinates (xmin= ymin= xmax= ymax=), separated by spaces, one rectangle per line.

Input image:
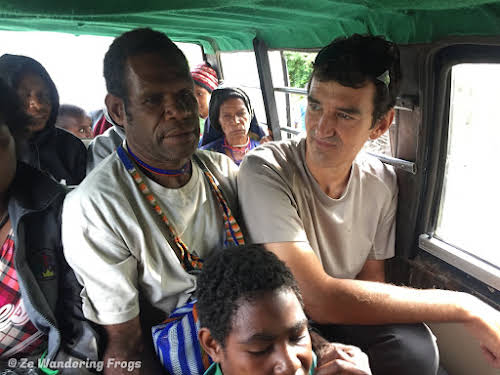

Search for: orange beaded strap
xmin=117 ymin=146 xmax=244 ymax=273
xmin=192 ymin=154 xmax=245 ymax=247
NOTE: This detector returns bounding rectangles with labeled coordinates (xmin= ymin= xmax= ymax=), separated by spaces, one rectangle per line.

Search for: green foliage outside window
xmin=284 ymin=51 xmax=315 ymax=88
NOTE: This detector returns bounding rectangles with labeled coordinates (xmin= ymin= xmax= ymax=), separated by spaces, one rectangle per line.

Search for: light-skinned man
xmin=238 ymin=34 xmax=500 ymax=375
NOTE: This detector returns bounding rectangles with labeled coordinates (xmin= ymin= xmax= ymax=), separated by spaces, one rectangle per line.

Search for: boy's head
xmin=197 ymin=245 xmax=313 ymax=375
xmin=191 ymin=63 xmax=218 ymax=119
xmin=56 ymin=104 xmax=93 ymax=139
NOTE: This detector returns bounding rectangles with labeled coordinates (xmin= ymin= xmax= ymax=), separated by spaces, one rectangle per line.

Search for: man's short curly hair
xmin=196 ymin=245 xmax=303 ymax=347
xmin=103 ymin=28 xmax=190 ymax=103
xmin=0 ymin=78 xmax=29 ymax=143
xmin=310 ymin=34 xmax=401 ymax=126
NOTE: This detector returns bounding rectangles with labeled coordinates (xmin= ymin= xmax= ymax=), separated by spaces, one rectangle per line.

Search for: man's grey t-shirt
xmin=238 ymin=137 xmax=397 ymax=279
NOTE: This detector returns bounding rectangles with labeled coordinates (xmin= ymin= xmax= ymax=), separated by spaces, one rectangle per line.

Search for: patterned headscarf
xmin=191 ymin=63 xmax=218 ymax=93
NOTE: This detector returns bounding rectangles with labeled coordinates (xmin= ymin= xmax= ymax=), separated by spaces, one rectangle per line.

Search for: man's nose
xmin=164 ymin=96 xmax=195 ymax=119
xmin=273 ymin=344 xmax=302 ymax=375
xmin=316 ymin=111 xmax=340 ymax=138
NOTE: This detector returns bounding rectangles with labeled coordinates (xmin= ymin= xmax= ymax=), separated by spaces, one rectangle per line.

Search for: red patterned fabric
xmin=92 ymin=113 xmax=113 ymax=137
xmin=0 ymin=230 xmax=46 ymax=358
xmin=191 ymin=63 xmax=218 ymax=93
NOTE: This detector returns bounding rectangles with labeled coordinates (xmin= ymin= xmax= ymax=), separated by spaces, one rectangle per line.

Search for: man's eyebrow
xmin=307 ymin=95 xmax=320 ymax=104
xmin=336 ymin=106 xmax=361 ymax=115
xmin=239 ymin=318 xmax=309 ymax=344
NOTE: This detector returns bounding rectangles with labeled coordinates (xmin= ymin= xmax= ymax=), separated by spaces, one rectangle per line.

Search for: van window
xmin=0 ymin=30 xmax=204 ymax=112
xmin=435 ymin=63 xmax=500 ymax=268
xmin=220 ymin=51 xmax=283 ymax=136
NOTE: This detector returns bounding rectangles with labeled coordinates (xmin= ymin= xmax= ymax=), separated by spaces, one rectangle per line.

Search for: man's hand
xmin=315 ymin=342 xmax=371 ymax=375
xmin=463 ymin=295 xmax=500 ymax=368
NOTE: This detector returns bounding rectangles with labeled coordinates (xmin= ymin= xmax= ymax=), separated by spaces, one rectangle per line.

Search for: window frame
xmin=417 ymin=43 xmax=500 ymax=291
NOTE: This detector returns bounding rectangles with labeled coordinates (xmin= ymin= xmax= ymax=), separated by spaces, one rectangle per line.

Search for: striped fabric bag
xmin=152 ymin=300 xmax=212 ymax=375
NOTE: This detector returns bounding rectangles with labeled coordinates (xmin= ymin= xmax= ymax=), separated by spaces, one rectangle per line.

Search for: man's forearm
xmin=308 ymin=277 xmax=475 ymax=325
xmin=102 ymin=317 xmax=164 ymax=375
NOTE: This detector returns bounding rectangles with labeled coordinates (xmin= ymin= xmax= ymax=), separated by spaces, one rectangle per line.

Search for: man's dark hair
xmin=0 ymin=78 xmax=29 ymax=143
xmin=208 ymin=87 xmax=254 ymax=133
xmin=196 ymin=245 xmax=302 ymax=347
xmin=103 ymin=28 xmax=190 ymax=103
xmin=310 ymin=34 xmax=401 ymax=125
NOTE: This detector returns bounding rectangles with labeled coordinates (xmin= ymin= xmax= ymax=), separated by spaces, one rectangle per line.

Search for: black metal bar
xmin=253 ymin=37 xmax=282 ymax=140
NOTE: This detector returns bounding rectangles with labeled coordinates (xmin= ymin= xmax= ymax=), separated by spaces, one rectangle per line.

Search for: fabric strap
xmin=117 ymin=146 xmax=244 ymax=273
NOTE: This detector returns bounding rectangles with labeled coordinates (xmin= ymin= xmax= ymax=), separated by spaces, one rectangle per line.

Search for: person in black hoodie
xmin=0 ymin=78 xmax=99 ymax=373
xmin=0 ymin=54 xmax=86 ymax=186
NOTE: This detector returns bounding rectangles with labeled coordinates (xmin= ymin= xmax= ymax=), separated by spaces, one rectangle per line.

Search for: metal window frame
xmin=416 ymin=43 xmax=500 ymax=288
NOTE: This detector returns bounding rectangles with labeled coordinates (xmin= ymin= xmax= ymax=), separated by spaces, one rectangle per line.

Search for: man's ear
xmin=199 ymin=327 xmax=223 ymax=363
xmin=105 ymin=93 xmax=126 ymax=127
xmin=369 ymin=108 xmax=395 ymax=140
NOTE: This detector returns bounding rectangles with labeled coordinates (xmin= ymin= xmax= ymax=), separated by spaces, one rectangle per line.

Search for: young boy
xmin=197 ymin=244 xmax=372 ymax=375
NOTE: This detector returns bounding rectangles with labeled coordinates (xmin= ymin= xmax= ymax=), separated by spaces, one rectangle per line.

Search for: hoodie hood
xmin=0 ymin=54 xmax=60 ymax=135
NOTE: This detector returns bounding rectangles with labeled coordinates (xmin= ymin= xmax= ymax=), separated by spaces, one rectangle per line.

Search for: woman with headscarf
xmin=201 ymin=87 xmax=263 ymax=165
xmin=0 ymin=54 xmax=87 ymax=186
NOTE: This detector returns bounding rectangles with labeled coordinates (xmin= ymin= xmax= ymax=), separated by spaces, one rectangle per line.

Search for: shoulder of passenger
xmin=355 ymin=153 xmax=397 ymax=189
xmin=54 ymin=127 xmax=86 ymax=147
xmin=240 ymin=139 xmax=300 ymax=173
xmin=68 ymin=153 xmax=123 ymax=200
xmin=195 ymin=149 xmax=237 ymax=175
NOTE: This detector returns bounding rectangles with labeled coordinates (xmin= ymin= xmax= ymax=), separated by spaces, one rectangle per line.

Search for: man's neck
xmin=305 ymin=152 xmax=352 ymax=200
xmin=147 ymin=170 xmax=192 ymax=189
xmin=126 ymin=144 xmax=192 ymax=189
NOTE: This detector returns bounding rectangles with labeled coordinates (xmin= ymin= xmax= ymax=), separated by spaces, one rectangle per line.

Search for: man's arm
xmin=355 ymin=260 xmax=385 ymax=282
xmin=265 ymin=241 xmax=500 ymax=367
xmin=103 ymin=316 xmax=164 ymax=375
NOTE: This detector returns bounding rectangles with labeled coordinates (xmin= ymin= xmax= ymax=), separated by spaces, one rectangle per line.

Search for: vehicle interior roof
xmin=2 ymin=0 xmax=500 ymax=52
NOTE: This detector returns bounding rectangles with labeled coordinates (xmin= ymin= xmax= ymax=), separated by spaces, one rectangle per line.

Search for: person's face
xmin=194 ymin=85 xmax=211 ymax=119
xmin=58 ymin=115 xmax=93 ymax=139
xmin=305 ymin=76 xmax=393 ymax=169
xmin=219 ymin=97 xmax=250 ymax=145
xmin=16 ymin=73 xmax=52 ymax=133
xmin=119 ymin=53 xmax=199 ymax=166
xmin=0 ymin=123 xmax=16 ymax=197
xmin=204 ymin=289 xmax=312 ymax=375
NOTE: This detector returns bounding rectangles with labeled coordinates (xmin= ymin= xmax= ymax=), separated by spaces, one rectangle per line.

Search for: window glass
xmin=435 ymin=64 xmax=500 ymax=267
xmin=283 ymin=51 xmax=316 ymax=135
xmin=0 ymin=31 xmax=203 ymax=112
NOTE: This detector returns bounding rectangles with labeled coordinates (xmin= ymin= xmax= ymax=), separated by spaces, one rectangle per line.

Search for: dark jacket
xmin=0 ymin=54 xmax=86 ymax=186
xmin=6 ymin=162 xmax=99 ymax=373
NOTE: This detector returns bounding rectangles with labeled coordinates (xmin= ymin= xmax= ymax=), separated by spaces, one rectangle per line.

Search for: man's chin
xmin=161 ymin=140 xmax=198 ymax=161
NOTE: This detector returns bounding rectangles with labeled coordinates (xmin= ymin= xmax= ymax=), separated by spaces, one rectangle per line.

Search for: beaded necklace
xmin=127 ymin=145 xmax=191 ymax=176
xmin=222 ymin=137 xmax=251 ymax=162
xmin=117 ymin=146 xmax=244 ymax=273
